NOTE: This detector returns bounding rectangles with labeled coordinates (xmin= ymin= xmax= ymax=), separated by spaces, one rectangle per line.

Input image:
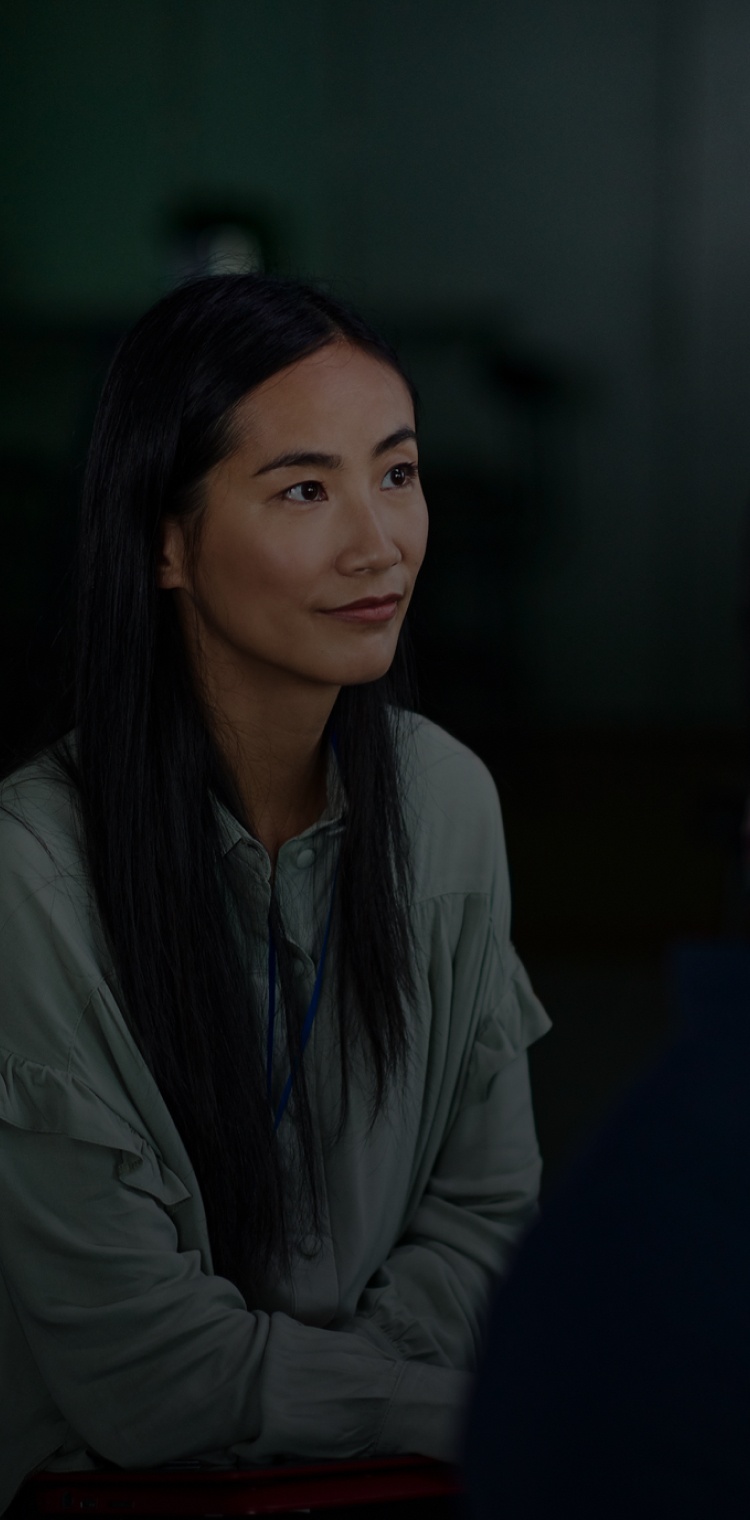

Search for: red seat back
xmin=20 ymin=1454 xmax=462 ymax=1516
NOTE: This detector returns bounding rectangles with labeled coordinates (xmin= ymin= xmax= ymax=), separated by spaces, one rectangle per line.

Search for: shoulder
xmin=401 ymin=710 xmax=500 ymax=804
xmin=0 ymin=732 xmax=103 ymax=1063
xmin=0 ymin=732 xmax=82 ymax=878
xmin=0 ymin=740 xmax=174 ymax=1148
xmin=389 ymin=709 xmax=507 ymax=903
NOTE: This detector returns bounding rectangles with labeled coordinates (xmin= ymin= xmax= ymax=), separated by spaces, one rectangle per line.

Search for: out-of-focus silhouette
xmin=461 ymin=941 xmax=750 ymax=1519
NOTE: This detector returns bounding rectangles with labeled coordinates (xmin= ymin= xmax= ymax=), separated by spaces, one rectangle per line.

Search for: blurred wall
xmin=1 ymin=0 xmax=749 ymax=726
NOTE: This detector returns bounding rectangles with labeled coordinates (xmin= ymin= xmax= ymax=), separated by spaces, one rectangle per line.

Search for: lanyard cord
xmin=266 ymin=728 xmax=341 ymax=1133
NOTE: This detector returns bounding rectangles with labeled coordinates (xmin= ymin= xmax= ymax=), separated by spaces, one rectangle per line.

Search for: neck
xmin=177 ymin=607 xmax=340 ymax=859
xmin=211 ymin=689 xmax=338 ymax=862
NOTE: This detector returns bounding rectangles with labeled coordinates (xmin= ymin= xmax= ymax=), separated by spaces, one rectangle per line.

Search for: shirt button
xmin=296 ymin=847 xmax=315 ymax=867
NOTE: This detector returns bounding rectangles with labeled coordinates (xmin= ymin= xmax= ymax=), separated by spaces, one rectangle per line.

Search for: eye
xmin=383 ymin=462 xmax=418 ymax=490
xmin=282 ymin=480 xmax=327 ymax=503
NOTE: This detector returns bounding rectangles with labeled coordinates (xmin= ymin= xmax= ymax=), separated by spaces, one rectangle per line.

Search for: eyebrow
xmin=252 ymin=426 xmax=418 ymax=476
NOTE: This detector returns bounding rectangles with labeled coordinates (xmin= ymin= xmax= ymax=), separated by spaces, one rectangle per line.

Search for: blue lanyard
xmin=266 ymin=728 xmax=340 ymax=1133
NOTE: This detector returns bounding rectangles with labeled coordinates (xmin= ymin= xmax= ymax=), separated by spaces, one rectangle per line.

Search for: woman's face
xmin=158 ymin=339 xmax=428 ymax=702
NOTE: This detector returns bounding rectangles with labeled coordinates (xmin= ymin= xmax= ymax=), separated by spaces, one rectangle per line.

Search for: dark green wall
xmin=1 ymin=0 xmax=748 ymax=726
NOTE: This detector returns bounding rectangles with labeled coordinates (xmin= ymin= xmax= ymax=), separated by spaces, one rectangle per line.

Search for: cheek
xmin=258 ymin=539 xmax=322 ymax=592
xmin=218 ymin=541 xmax=324 ymax=625
xmin=206 ymin=528 xmax=294 ymax=598
xmin=408 ymin=499 xmax=430 ymax=565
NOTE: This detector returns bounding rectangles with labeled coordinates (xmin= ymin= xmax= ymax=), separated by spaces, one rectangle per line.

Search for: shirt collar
xmin=210 ymin=736 xmax=348 ymax=858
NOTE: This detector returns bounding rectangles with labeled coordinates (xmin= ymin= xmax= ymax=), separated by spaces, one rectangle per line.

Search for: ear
xmin=156 ymin=518 xmax=188 ymax=591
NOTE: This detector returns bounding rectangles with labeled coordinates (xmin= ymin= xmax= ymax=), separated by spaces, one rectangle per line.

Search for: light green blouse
xmin=0 ymin=711 xmax=551 ymax=1516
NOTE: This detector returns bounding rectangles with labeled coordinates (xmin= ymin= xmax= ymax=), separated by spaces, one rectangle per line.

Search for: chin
xmin=346 ymin=655 xmax=397 ymax=685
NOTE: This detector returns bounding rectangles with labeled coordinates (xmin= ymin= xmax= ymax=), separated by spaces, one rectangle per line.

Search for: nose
xmin=339 ymin=485 xmax=402 ymax=566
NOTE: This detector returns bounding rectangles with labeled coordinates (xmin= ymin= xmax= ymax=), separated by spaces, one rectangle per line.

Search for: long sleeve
xmin=0 ymin=1116 xmax=469 ymax=1472
xmin=339 ymin=1047 xmax=542 ymax=1373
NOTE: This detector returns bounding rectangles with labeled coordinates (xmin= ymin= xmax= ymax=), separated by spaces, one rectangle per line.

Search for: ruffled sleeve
xmin=467 ymin=939 xmax=552 ymax=1078
xmin=0 ymin=1046 xmax=191 ymax=1209
xmin=336 ymin=935 xmax=550 ymax=1372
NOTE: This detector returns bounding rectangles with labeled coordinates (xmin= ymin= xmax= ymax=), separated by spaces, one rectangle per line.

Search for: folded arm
xmin=0 ymin=1117 xmax=470 ymax=1469
xmin=337 ymin=1044 xmax=543 ymax=1370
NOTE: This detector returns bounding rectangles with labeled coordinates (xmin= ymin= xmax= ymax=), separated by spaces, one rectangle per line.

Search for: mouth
xmin=323 ymin=594 xmax=404 ymax=612
xmin=320 ymin=595 xmax=402 ymax=624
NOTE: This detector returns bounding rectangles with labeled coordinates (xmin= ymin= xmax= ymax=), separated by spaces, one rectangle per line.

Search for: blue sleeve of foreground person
xmin=460 ymin=943 xmax=750 ymax=1520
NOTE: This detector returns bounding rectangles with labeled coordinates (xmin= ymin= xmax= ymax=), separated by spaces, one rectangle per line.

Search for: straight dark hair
xmin=1 ymin=273 xmax=425 ymax=1297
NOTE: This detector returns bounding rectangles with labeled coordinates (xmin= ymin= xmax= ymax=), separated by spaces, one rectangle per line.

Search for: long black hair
xmin=1 ymin=274 xmax=425 ymax=1296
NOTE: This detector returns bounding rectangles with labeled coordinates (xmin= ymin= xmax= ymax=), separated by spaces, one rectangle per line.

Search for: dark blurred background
xmin=2 ymin=0 xmax=750 ymax=1194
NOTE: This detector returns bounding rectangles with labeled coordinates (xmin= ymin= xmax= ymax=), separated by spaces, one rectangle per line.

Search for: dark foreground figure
xmin=461 ymin=943 xmax=750 ymax=1520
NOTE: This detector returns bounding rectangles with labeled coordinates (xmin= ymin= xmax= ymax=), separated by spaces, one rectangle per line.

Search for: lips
xmin=325 ymin=594 xmax=403 ymax=612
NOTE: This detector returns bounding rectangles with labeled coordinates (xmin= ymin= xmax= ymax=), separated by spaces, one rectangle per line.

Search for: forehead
xmin=231 ymin=341 xmax=414 ymax=446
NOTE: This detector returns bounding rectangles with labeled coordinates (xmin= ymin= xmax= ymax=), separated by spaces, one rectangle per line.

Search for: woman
xmin=0 ymin=273 xmax=550 ymax=1514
